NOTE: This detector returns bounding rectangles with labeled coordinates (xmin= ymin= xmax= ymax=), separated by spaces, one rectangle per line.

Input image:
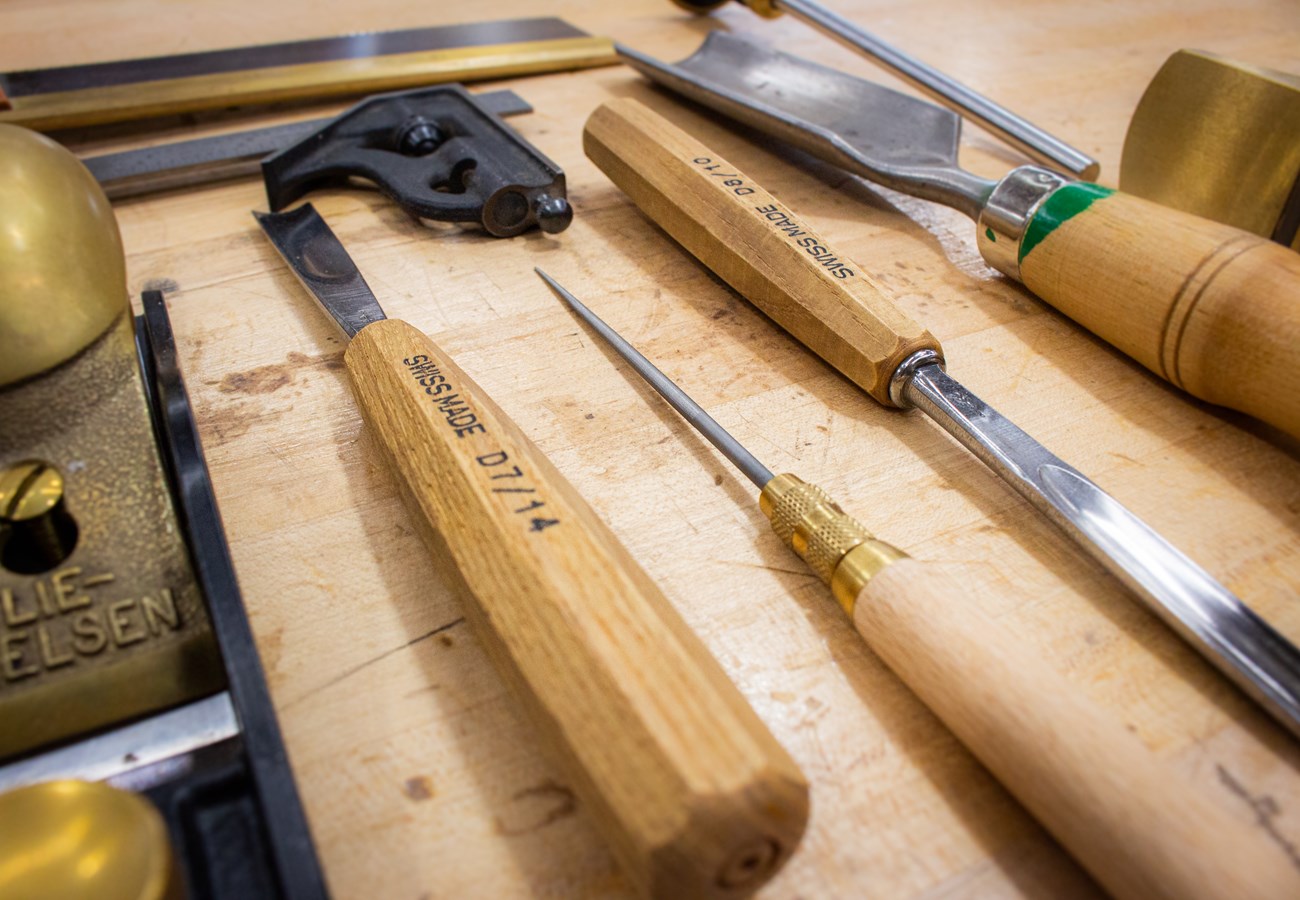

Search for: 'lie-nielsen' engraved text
xmin=691 ymin=156 xmax=856 ymax=280
xmin=403 ymin=355 xmax=560 ymax=534
xmin=1 ymin=568 xmax=183 ymax=682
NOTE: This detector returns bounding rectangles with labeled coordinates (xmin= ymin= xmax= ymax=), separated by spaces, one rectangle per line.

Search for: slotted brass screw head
xmin=0 ymin=460 xmax=64 ymax=522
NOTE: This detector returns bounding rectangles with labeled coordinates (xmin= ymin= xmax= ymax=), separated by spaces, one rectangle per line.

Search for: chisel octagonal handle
xmin=344 ymin=318 xmax=808 ymax=898
xmin=853 ymin=558 xmax=1299 ymax=900
xmin=1011 ymin=184 xmax=1300 ymax=439
xmin=584 ymin=98 xmax=941 ymax=407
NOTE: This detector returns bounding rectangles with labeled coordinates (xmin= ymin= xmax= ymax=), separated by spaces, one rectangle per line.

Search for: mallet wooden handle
xmin=585 ymin=98 xmax=941 ymax=407
xmin=344 ymin=318 xmax=808 ymax=898
xmin=856 ymin=559 xmax=1298 ymax=900
xmin=1014 ymin=186 xmax=1300 ymax=439
xmin=589 ymin=100 xmax=1300 ymax=899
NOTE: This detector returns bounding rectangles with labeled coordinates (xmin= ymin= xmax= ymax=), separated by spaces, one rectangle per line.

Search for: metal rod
xmin=537 ymin=268 xmax=775 ymax=488
xmin=776 ymin=0 xmax=1100 ymax=179
xmin=901 ymin=360 xmax=1300 ymax=739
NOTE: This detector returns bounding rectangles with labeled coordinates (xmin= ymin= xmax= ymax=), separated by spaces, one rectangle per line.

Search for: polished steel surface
xmin=255 ymin=204 xmax=387 ymax=340
xmin=0 ymin=692 xmax=238 ymax=791
xmin=900 ymin=361 xmax=1300 ymax=739
xmin=777 ymin=0 xmax=1099 ymax=178
xmin=975 ymin=165 xmax=1070 ymax=278
xmin=536 ymin=268 xmax=775 ymax=488
xmin=619 ymin=33 xmax=995 ymax=219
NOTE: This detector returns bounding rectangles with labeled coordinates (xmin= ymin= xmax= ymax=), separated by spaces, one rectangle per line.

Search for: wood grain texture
xmin=584 ymin=98 xmax=941 ymax=406
xmin=10 ymin=1 xmax=1300 ymax=897
xmin=1019 ymin=189 xmax=1300 ymax=439
xmin=856 ymin=558 xmax=1300 ymax=900
xmin=345 ymin=318 xmax=808 ymax=897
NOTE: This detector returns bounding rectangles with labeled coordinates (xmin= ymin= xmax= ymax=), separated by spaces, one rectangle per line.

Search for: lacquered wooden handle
xmin=856 ymin=558 xmax=1300 ymax=900
xmin=1017 ymin=186 xmax=1300 ymax=439
xmin=344 ymin=318 xmax=808 ymax=898
xmin=584 ymin=98 xmax=941 ymax=406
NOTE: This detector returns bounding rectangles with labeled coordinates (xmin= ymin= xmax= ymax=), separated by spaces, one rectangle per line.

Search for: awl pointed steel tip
xmin=537 ymin=267 xmax=774 ymax=488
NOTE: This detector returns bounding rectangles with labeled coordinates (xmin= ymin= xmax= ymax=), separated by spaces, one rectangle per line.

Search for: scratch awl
xmin=538 ymin=265 xmax=1300 ymax=900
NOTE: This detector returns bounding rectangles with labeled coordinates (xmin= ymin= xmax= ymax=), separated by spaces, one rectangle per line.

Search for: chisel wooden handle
xmin=1013 ymin=186 xmax=1300 ymax=439
xmin=588 ymin=99 xmax=1300 ymax=899
xmin=856 ymin=559 xmax=1298 ymax=900
xmin=345 ymin=318 xmax=807 ymax=898
xmin=585 ymin=98 xmax=941 ymax=407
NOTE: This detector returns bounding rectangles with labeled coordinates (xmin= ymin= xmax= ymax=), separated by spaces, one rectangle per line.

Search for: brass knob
xmin=0 ymin=780 xmax=178 ymax=900
xmin=0 ymin=125 xmax=127 ymax=387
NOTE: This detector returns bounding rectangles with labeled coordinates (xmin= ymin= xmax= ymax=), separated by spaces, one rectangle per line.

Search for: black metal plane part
xmin=262 ymin=84 xmax=572 ymax=237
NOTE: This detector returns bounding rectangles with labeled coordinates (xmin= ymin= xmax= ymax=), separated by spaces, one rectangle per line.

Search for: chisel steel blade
xmin=254 ymin=205 xmax=385 ymax=339
xmin=901 ymin=361 xmax=1300 ymax=737
xmin=619 ymin=32 xmax=995 ymax=217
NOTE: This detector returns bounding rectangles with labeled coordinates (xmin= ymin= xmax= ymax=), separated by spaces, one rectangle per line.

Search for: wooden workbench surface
xmin=6 ymin=1 xmax=1300 ymax=896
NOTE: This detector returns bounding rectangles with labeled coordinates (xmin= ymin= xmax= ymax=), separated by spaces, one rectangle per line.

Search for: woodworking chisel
xmin=536 ymin=266 xmax=1300 ymax=900
xmin=254 ymin=203 xmax=807 ymax=899
xmin=621 ymin=33 xmax=1300 ymax=440
xmin=582 ymin=97 xmax=1300 ymax=740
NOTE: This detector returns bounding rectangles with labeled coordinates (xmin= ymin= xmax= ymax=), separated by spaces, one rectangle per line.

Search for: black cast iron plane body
xmin=263 ymin=84 xmax=572 ymax=237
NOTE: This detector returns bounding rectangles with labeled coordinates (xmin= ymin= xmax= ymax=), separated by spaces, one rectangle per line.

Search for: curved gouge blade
xmin=619 ymin=32 xmax=994 ymax=217
xmin=585 ymin=97 xmax=1300 ymax=741
xmin=904 ymin=364 xmax=1300 ymax=737
xmin=255 ymin=204 xmax=810 ymax=897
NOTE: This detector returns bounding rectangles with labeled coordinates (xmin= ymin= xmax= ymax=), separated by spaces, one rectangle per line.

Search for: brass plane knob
xmin=0 ymin=780 xmax=178 ymax=900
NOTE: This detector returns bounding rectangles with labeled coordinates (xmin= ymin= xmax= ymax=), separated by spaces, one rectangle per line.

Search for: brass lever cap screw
xmin=0 ymin=460 xmax=65 ymax=522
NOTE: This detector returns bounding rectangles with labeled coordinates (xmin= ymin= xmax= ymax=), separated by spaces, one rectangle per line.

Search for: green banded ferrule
xmin=977 ymin=166 xmax=1114 ymax=281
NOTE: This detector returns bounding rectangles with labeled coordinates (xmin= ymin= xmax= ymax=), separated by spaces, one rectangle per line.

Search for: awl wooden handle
xmin=857 ymin=559 xmax=1299 ymax=900
xmin=345 ymin=318 xmax=808 ymax=898
xmin=584 ymin=98 xmax=942 ymax=407
xmin=1014 ymin=186 xmax=1300 ymax=439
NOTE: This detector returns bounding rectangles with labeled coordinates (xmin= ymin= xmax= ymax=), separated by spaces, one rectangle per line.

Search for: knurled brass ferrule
xmin=759 ymin=473 xmax=907 ymax=615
